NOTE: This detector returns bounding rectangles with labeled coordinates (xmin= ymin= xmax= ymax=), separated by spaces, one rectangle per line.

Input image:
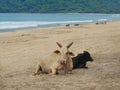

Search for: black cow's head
xmin=83 ymin=51 xmax=94 ymax=62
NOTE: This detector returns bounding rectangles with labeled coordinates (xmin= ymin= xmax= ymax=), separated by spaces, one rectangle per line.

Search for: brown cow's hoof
xmin=67 ymin=71 xmax=72 ymax=74
xmin=49 ymin=72 xmax=57 ymax=75
xmin=32 ymin=72 xmax=40 ymax=76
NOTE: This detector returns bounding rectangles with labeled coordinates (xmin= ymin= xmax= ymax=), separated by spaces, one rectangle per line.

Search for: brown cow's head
xmin=54 ymin=42 xmax=74 ymax=73
xmin=54 ymin=42 xmax=74 ymax=60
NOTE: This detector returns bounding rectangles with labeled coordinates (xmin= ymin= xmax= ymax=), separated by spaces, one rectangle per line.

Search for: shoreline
xmin=0 ymin=20 xmax=94 ymax=32
xmin=0 ymin=20 xmax=117 ymax=33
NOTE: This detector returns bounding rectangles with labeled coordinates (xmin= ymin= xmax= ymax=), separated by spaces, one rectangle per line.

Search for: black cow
xmin=72 ymin=51 xmax=93 ymax=69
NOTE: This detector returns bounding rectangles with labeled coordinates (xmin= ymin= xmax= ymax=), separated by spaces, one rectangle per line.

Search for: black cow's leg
xmin=79 ymin=62 xmax=88 ymax=69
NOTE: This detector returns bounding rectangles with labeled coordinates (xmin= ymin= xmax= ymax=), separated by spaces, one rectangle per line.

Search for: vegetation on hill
xmin=0 ymin=0 xmax=120 ymax=13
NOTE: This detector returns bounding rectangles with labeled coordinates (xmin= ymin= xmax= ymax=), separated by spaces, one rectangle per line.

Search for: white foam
xmin=97 ymin=19 xmax=107 ymax=21
xmin=112 ymin=14 xmax=120 ymax=17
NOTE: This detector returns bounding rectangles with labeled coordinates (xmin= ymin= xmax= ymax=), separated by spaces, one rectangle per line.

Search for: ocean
xmin=0 ymin=13 xmax=120 ymax=31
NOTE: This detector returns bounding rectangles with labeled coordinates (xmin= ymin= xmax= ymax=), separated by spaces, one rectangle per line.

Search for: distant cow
xmin=96 ymin=21 xmax=107 ymax=24
xmin=72 ymin=51 xmax=93 ymax=69
xmin=66 ymin=24 xmax=70 ymax=27
xmin=74 ymin=24 xmax=79 ymax=26
xmin=33 ymin=42 xmax=74 ymax=76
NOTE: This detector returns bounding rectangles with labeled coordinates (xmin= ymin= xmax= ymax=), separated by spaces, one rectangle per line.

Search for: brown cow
xmin=33 ymin=42 xmax=74 ymax=75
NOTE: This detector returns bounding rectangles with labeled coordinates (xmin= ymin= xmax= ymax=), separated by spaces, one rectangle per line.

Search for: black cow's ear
xmin=54 ymin=50 xmax=60 ymax=54
xmin=83 ymin=51 xmax=89 ymax=55
xmin=83 ymin=51 xmax=87 ymax=53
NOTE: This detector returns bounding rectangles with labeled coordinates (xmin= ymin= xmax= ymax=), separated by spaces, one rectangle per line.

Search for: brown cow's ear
xmin=68 ymin=52 xmax=75 ymax=56
xmin=54 ymin=50 xmax=60 ymax=54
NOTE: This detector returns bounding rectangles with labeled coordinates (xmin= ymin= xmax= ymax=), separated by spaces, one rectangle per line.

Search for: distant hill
xmin=0 ymin=0 xmax=120 ymax=13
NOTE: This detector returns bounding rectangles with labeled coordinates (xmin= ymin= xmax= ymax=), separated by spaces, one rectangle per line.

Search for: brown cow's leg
xmin=67 ymin=59 xmax=73 ymax=74
xmin=68 ymin=69 xmax=72 ymax=74
xmin=33 ymin=64 xmax=41 ymax=76
xmin=51 ymin=68 xmax=57 ymax=75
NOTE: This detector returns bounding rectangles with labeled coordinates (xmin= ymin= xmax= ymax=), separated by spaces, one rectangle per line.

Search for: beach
xmin=0 ymin=21 xmax=120 ymax=90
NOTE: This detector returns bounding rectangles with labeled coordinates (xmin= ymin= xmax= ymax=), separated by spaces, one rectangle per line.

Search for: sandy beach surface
xmin=0 ymin=21 xmax=120 ymax=90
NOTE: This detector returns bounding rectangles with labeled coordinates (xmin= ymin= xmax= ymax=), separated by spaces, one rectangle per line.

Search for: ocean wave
xmin=0 ymin=20 xmax=93 ymax=30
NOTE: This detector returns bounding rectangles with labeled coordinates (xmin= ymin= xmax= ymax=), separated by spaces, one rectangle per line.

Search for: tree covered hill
xmin=0 ymin=0 xmax=120 ymax=13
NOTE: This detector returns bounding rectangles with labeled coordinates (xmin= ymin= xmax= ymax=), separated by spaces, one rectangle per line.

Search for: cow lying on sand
xmin=72 ymin=51 xmax=93 ymax=69
xmin=33 ymin=42 xmax=74 ymax=76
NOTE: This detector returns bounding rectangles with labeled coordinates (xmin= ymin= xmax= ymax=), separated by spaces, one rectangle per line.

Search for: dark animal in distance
xmin=74 ymin=24 xmax=79 ymax=26
xmin=72 ymin=51 xmax=93 ymax=69
xmin=96 ymin=21 xmax=107 ymax=25
xmin=66 ymin=24 xmax=70 ymax=27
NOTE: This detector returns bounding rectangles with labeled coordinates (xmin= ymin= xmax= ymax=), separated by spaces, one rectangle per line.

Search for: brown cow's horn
xmin=67 ymin=42 xmax=73 ymax=48
xmin=56 ymin=42 xmax=62 ymax=48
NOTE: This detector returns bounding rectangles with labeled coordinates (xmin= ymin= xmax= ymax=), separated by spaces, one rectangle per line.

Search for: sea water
xmin=0 ymin=13 xmax=120 ymax=31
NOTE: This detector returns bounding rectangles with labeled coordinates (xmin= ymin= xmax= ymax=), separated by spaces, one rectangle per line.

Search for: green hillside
xmin=0 ymin=0 xmax=120 ymax=13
